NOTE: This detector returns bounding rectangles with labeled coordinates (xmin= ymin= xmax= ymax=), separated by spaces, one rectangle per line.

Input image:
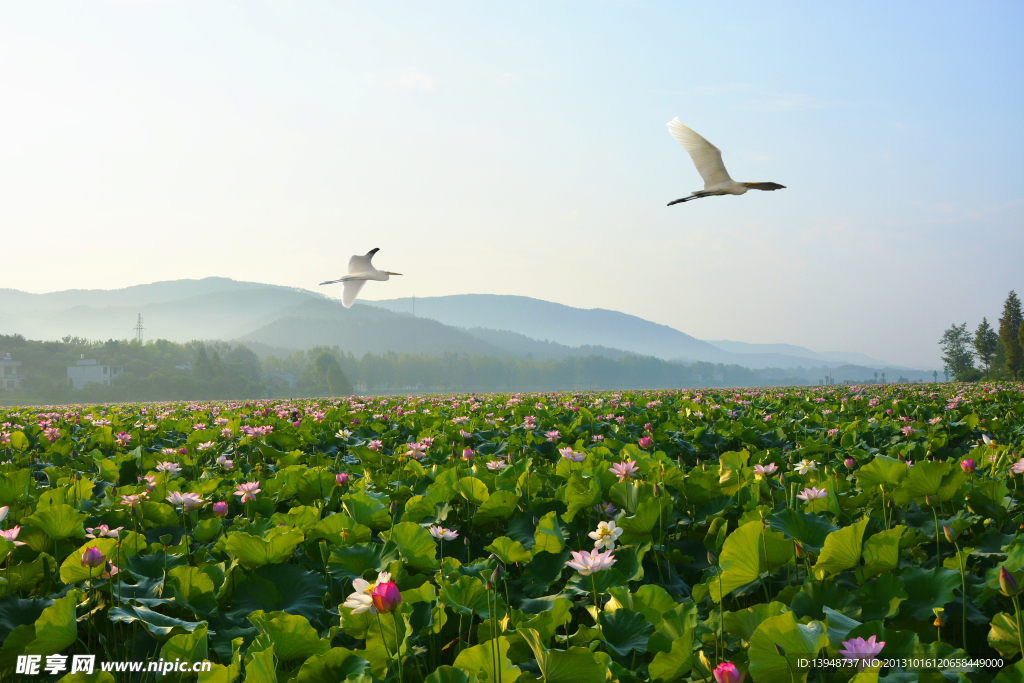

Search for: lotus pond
xmin=1 ymin=383 xmax=1023 ymax=682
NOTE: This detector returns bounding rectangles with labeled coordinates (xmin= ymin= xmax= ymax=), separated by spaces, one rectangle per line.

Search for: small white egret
xmin=666 ymin=118 xmax=785 ymax=206
xmin=319 ymin=248 xmax=402 ymax=308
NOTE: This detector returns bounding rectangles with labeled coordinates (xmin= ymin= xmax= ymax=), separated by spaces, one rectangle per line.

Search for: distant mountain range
xmin=0 ymin=278 xmax=935 ymax=380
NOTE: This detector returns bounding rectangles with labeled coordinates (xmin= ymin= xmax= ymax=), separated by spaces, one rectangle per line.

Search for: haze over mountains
xmin=0 ymin=278 xmax=934 ymax=379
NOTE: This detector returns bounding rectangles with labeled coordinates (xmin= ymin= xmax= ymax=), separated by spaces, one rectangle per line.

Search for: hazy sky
xmin=2 ymin=1 xmax=1021 ymax=368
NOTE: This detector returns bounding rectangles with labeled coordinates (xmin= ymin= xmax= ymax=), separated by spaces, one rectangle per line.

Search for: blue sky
xmin=1 ymin=1 xmax=1021 ymax=367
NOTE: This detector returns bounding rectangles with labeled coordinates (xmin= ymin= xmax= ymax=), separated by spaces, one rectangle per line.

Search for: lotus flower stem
xmin=1014 ymin=595 xmax=1024 ymax=662
xmin=391 ymin=610 xmax=404 ymax=683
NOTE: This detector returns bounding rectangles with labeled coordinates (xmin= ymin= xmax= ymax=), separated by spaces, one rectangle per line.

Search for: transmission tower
xmin=134 ymin=314 xmax=145 ymax=343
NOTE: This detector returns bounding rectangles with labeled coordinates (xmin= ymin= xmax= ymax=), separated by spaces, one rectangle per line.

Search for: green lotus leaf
xmin=269 ymin=505 xmax=321 ymax=532
xmin=856 ymin=525 xmax=905 ymax=582
xmin=855 ymin=573 xmax=907 ymax=621
xmin=812 ymin=517 xmax=870 ymax=579
xmin=988 ymin=611 xmax=1021 ymax=659
xmin=424 ymin=665 xmax=471 ymax=683
xmin=224 ymin=527 xmax=303 ymax=569
xmin=648 ymin=632 xmax=695 ymax=683
xmin=855 ymin=455 xmax=908 ymax=488
xmin=453 ymin=477 xmax=490 ymax=506
xmin=439 ymin=575 xmax=490 ymax=616
xmin=108 ymin=604 xmax=206 ymax=641
xmin=533 ymin=511 xmax=568 ymax=554
xmin=307 ymin=513 xmax=371 ymax=546
xmin=748 ymin=612 xmax=829 ymax=683
xmin=520 ymin=627 xmax=608 ymax=683
xmin=767 ymin=508 xmax=838 ymax=554
xmin=248 ymin=610 xmax=330 ymax=662
xmin=561 ymin=472 xmax=601 ymax=522
xmin=296 ymin=647 xmax=371 ymax=683
xmin=483 ymin=536 xmax=532 ymax=565
xmin=474 ymin=490 xmax=520 ymax=525
xmin=710 ymin=520 xmax=794 ymax=602
xmin=23 ymin=504 xmax=87 ymax=541
xmin=381 ymin=522 xmax=438 ymax=572
xmin=722 ymin=601 xmax=790 ymax=643
xmin=159 ymin=622 xmax=209 ymax=670
xmin=453 ymin=636 xmax=520 ymax=683
xmin=166 ymin=565 xmax=218 ymax=617
xmin=328 ymin=541 xmax=400 ymax=582
xmin=342 ymin=493 xmax=392 ymax=530
xmin=897 ymin=566 xmax=959 ymax=621
xmin=228 ymin=563 xmax=328 ymax=624
xmin=599 ymin=608 xmax=654 ymax=658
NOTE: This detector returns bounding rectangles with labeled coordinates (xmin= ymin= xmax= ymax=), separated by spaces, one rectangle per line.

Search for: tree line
xmin=938 ymin=290 xmax=1023 ymax=381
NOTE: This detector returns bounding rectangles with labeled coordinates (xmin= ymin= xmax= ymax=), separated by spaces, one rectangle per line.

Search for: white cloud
xmin=388 ymin=70 xmax=438 ymax=92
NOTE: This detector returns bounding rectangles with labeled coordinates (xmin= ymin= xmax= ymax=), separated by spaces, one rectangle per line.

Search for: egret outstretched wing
xmin=667 ymin=118 xmax=732 ymax=189
xmin=348 ymin=248 xmax=380 ymax=276
xmin=341 ymin=280 xmax=366 ymax=308
xmin=743 ymin=182 xmax=786 ymax=191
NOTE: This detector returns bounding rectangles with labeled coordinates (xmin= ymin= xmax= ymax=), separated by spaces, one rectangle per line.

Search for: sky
xmin=1 ymin=1 xmax=1021 ymax=368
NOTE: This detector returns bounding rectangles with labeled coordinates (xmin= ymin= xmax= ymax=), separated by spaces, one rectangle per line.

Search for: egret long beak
xmin=387 ymin=272 xmax=403 ymax=276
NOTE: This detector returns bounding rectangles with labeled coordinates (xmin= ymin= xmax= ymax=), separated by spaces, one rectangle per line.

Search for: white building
xmin=0 ymin=353 xmax=26 ymax=391
xmin=67 ymin=357 xmax=124 ymax=389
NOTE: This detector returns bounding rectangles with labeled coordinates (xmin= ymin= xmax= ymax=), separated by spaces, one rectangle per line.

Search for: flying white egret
xmin=666 ymin=118 xmax=785 ymax=206
xmin=319 ymin=248 xmax=402 ymax=308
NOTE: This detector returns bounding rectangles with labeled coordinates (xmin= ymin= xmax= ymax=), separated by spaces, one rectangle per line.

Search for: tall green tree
xmin=938 ymin=322 xmax=975 ymax=380
xmin=1000 ymin=290 xmax=1023 ymax=379
xmin=973 ymin=317 xmax=999 ymax=377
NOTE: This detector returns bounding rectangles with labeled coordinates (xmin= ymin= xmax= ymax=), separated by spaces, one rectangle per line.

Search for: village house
xmin=0 ymin=353 xmax=26 ymax=390
xmin=67 ymin=356 xmax=124 ymax=389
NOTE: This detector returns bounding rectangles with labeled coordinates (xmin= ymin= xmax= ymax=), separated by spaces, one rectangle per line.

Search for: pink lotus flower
xmin=80 ymin=546 xmax=106 ymax=569
xmin=234 ymin=482 xmax=261 ymax=503
xmin=213 ymin=501 xmax=228 ymax=518
xmin=429 ymin=526 xmax=458 ymax=541
xmin=827 ymin=429 xmax=839 ymax=437
xmin=45 ymin=427 xmax=62 ymax=442
xmin=370 ymin=580 xmax=402 ymax=613
xmin=336 ymin=472 xmax=350 ymax=486
xmin=156 ymin=461 xmax=181 ymax=476
xmin=565 ymin=548 xmax=616 ymax=576
xmin=101 ymin=563 xmax=119 ymax=580
xmin=120 ymin=493 xmax=146 ymax=510
xmin=753 ymin=463 xmax=778 ymax=478
xmin=115 ymin=431 xmax=131 ymax=446
xmin=462 ymin=448 xmax=474 ymax=462
xmin=638 ymin=436 xmax=652 ymax=449
xmin=545 ymin=430 xmax=560 ymax=442
xmin=559 ymin=447 xmax=585 ymax=463
xmin=196 ymin=441 xmax=215 ymax=451
xmin=85 ymin=525 xmax=123 ymax=539
xmin=838 ymin=635 xmax=885 ymax=670
xmin=0 ymin=506 xmax=7 ymax=524
xmin=1011 ymin=458 xmax=1024 ymax=475
xmin=960 ymin=459 xmax=975 ymax=474
xmin=459 ymin=430 xmax=472 ymax=439
xmin=0 ymin=526 xmax=26 ymax=547
xmin=216 ymin=455 xmax=233 ymax=470
xmin=797 ymin=487 xmax=828 ymax=501
xmin=901 ymin=426 xmax=913 ymax=436
xmin=367 ymin=440 xmax=383 ymax=451
xmin=609 ymin=460 xmax=639 ymax=483
xmin=713 ymin=662 xmax=744 ymax=683
xmin=844 ymin=458 xmax=856 ymax=468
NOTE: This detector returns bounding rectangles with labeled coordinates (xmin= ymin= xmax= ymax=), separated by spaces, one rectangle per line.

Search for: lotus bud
xmin=775 ymin=644 xmax=785 ymax=656
xmin=390 ymin=501 xmax=398 ymax=515
xmin=653 ymin=484 xmax=661 ymax=497
xmin=794 ymin=543 xmax=805 ymax=559
xmin=336 ymin=472 xmax=349 ymax=486
xmin=213 ymin=501 xmax=228 ymax=518
xmin=942 ymin=525 xmax=958 ymax=543
xmin=707 ymin=551 xmax=717 ymax=566
xmin=1000 ymin=566 xmax=1020 ymax=597
xmin=844 ymin=458 xmax=856 ymax=468
xmin=960 ymin=459 xmax=975 ymax=474
xmin=924 ymin=494 xmax=935 ymax=508
xmin=80 ymin=546 xmax=106 ymax=569
xmin=371 ymin=580 xmax=402 ymax=613
xmin=491 ymin=563 xmax=504 ymax=585
xmin=712 ymin=662 xmax=743 ymax=683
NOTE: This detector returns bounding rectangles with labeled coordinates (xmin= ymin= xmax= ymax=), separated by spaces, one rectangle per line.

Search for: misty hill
xmin=370 ymin=295 xmax=904 ymax=370
xmin=1 ymin=279 xmax=930 ymax=376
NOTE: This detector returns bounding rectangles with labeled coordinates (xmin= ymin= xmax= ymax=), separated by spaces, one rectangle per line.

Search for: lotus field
xmin=2 ymin=383 xmax=1024 ymax=683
